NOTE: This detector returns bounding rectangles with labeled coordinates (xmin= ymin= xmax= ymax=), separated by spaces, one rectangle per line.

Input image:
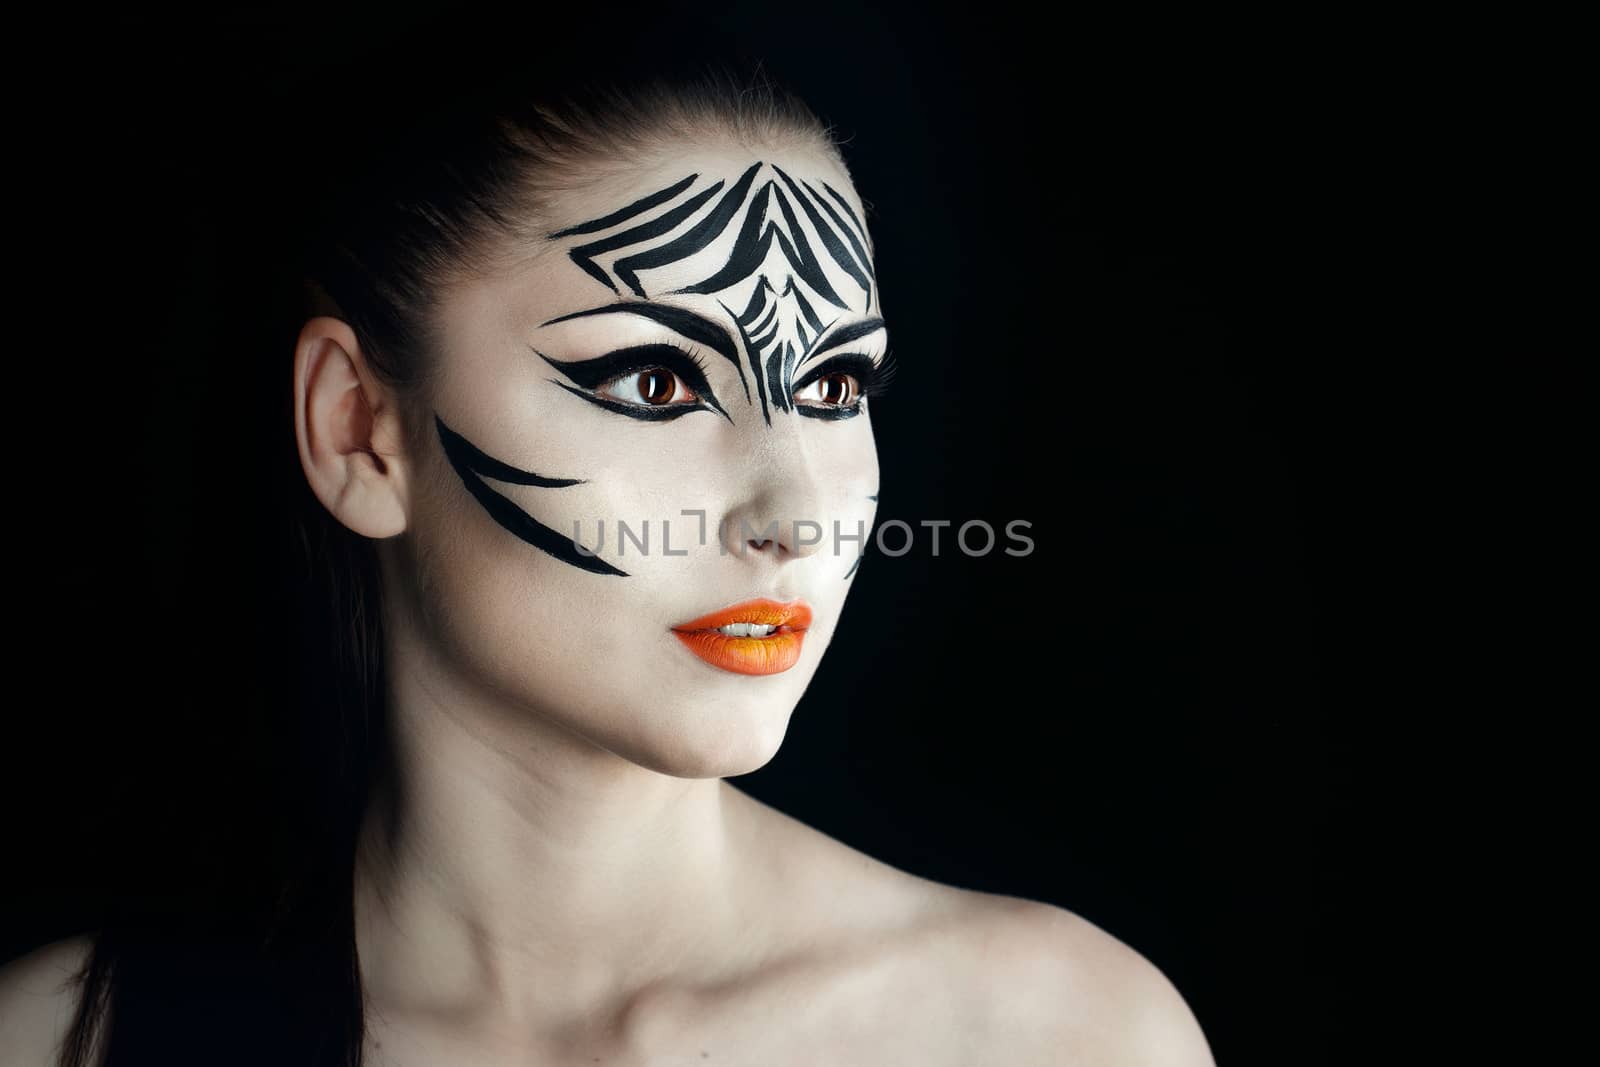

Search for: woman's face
xmin=395 ymin=137 xmax=886 ymax=777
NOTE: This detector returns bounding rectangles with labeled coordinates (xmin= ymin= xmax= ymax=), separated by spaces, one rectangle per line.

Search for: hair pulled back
xmin=58 ymin=12 xmax=846 ymax=1066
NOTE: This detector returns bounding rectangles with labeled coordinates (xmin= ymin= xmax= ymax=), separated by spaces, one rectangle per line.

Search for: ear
xmin=293 ymin=315 xmax=410 ymax=539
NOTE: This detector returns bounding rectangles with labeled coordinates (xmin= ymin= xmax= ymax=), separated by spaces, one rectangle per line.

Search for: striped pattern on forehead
xmin=547 ymin=162 xmax=879 ymax=424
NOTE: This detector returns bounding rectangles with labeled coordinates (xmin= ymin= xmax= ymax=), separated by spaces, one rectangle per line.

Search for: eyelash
xmin=792 ymin=349 xmax=900 ymax=420
xmin=543 ymin=341 xmax=898 ymax=422
xmin=537 ymin=341 xmax=726 ymax=422
xmin=594 ymin=340 xmax=712 ymax=408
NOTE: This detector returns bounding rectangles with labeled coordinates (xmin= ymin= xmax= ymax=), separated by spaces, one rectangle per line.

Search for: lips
xmin=669 ymin=597 xmax=813 ymax=675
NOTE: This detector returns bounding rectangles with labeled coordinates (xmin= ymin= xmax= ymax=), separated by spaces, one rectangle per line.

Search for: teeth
xmin=716 ymin=622 xmax=778 ymax=638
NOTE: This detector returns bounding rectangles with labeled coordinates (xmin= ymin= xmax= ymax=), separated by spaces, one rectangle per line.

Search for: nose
xmin=719 ymin=442 xmax=828 ymax=564
xmin=720 ymin=488 xmax=828 ymax=561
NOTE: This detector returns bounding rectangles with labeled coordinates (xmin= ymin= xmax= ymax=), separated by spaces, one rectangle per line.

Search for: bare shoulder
xmin=722 ymin=785 xmax=1214 ymax=1064
xmin=962 ymin=896 xmax=1217 ymax=1066
xmin=0 ymin=933 xmax=97 ymax=1067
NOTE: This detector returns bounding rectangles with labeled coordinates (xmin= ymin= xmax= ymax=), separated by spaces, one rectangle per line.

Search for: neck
xmin=352 ymin=625 xmax=754 ymax=1032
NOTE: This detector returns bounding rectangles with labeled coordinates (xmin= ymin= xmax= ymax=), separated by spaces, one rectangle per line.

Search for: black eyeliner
xmin=533 ymin=344 xmax=733 ymax=423
xmin=792 ymin=350 xmax=897 ymax=420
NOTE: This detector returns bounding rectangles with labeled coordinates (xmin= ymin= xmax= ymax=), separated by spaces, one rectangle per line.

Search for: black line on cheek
xmin=548 ymin=173 xmax=699 ymax=238
xmin=843 ymin=494 xmax=879 ymax=578
xmin=434 ymin=414 xmax=627 ymax=577
xmin=434 ymin=413 xmax=585 ymax=487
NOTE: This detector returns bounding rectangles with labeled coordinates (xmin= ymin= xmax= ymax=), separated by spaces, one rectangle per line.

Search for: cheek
xmin=409 ymin=483 xmax=690 ymax=768
xmin=821 ymin=418 xmax=880 ymax=491
xmin=400 ymin=402 xmax=877 ymax=775
xmin=404 ymin=440 xmax=627 ymax=693
xmin=400 ymin=443 xmax=803 ymax=774
xmin=796 ymin=419 xmax=880 ymax=549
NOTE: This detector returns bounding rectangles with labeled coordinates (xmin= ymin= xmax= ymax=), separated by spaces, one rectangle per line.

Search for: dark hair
xmin=57 ymin=13 xmax=848 ymax=1066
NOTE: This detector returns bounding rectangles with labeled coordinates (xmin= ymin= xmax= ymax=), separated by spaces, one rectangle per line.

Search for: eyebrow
xmin=540 ymin=302 xmax=888 ymax=393
xmin=540 ymin=301 xmax=744 ymax=373
xmin=794 ymin=316 xmax=888 ymax=371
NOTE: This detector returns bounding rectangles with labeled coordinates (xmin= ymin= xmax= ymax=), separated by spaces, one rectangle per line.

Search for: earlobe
xmin=293 ymin=316 xmax=410 ymax=540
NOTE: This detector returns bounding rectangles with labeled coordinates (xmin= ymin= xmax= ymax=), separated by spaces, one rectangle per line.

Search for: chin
xmin=589 ymin=688 xmax=800 ymax=779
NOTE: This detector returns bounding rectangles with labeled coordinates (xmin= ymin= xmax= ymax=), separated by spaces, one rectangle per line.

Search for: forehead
xmin=549 ymin=139 xmax=859 ymax=244
xmin=450 ymin=138 xmax=882 ymax=379
xmin=524 ymin=139 xmax=872 ymax=304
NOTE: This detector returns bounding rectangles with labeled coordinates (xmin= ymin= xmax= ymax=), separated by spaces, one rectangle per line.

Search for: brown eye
xmin=639 ymin=369 xmax=674 ymax=404
xmin=600 ymin=368 xmax=700 ymax=407
xmin=796 ymin=372 xmax=861 ymax=407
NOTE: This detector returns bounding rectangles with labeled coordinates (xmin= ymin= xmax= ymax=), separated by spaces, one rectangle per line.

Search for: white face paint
xmin=402 ymin=139 xmax=887 ymax=777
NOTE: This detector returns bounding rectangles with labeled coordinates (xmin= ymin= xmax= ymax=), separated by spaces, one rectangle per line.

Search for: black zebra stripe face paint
xmin=434 ymin=413 xmax=627 ymax=577
xmin=543 ymin=160 xmax=891 ymax=426
xmin=429 ymin=154 xmax=886 ymax=583
xmin=843 ymin=491 xmax=880 ymax=580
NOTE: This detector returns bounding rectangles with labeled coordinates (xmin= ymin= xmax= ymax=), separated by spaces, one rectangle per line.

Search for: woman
xmin=0 ymin=13 xmax=1214 ymax=1066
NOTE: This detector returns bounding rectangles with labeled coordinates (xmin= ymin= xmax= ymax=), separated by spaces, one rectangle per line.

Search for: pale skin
xmin=0 ymin=137 xmax=1216 ymax=1066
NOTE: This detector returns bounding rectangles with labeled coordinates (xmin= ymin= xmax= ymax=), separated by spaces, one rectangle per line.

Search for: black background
xmin=5 ymin=5 xmax=1364 ymax=1065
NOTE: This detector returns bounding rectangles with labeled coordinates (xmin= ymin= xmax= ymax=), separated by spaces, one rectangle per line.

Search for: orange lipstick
xmin=670 ymin=598 xmax=813 ymax=675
